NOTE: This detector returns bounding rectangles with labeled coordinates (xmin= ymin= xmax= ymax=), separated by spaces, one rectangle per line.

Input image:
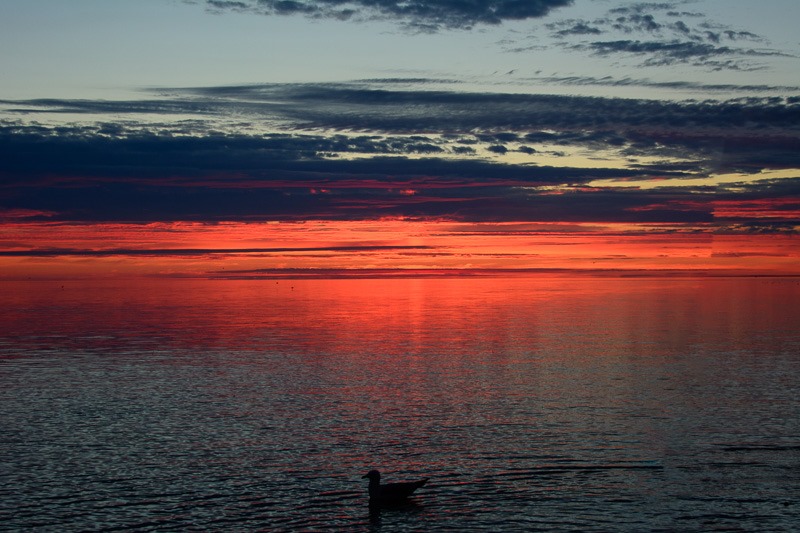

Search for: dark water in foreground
xmin=1 ymin=277 xmax=799 ymax=531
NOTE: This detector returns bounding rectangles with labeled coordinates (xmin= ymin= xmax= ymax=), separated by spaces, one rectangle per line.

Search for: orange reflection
xmin=5 ymin=277 xmax=798 ymax=359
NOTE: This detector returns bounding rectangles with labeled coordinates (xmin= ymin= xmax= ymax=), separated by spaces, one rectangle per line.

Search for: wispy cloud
xmin=531 ymin=75 xmax=800 ymax=93
xmin=572 ymin=39 xmax=789 ymax=70
xmin=512 ymin=1 xmax=796 ymax=71
xmin=197 ymin=0 xmax=573 ymax=31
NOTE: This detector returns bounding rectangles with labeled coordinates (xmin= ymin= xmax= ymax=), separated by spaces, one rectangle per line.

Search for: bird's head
xmin=362 ymin=470 xmax=381 ymax=480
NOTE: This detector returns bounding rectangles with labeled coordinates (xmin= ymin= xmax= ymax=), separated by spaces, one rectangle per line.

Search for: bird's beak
xmin=362 ymin=474 xmax=369 ymax=479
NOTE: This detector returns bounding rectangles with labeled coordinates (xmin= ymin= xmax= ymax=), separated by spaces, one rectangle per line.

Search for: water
xmin=1 ymin=277 xmax=798 ymax=531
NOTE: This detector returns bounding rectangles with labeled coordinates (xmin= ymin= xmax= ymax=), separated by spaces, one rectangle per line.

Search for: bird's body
xmin=363 ymin=470 xmax=428 ymax=505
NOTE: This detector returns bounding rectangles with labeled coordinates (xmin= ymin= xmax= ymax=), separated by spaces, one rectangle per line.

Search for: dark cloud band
xmin=203 ymin=0 xmax=573 ymax=30
xmin=2 ymin=81 xmax=798 ymax=228
xmin=0 ymin=245 xmax=431 ymax=257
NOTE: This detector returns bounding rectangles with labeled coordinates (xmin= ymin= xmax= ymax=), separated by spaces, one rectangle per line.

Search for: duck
xmin=362 ymin=470 xmax=428 ymax=505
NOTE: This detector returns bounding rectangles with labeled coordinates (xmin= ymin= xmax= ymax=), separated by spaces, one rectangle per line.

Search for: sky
xmin=1 ymin=0 xmax=799 ymax=279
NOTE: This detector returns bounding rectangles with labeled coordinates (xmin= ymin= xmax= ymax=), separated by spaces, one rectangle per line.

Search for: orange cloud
xmin=2 ymin=219 xmax=798 ymax=279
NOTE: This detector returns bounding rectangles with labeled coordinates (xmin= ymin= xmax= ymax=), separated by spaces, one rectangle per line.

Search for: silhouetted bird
xmin=363 ymin=470 xmax=428 ymax=505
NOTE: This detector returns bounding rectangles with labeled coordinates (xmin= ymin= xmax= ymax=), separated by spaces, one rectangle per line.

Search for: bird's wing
xmin=381 ymin=478 xmax=428 ymax=498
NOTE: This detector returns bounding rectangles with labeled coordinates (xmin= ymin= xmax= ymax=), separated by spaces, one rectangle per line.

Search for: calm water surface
xmin=1 ymin=277 xmax=799 ymax=531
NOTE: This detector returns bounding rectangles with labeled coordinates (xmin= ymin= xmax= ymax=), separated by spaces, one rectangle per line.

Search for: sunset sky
xmin=1 ymin=0 xmax=798 ymax=279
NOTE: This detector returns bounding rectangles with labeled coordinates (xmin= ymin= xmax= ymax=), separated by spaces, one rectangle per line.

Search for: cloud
xmin=1 ymin=119 xmax=668 ymax=223
xmin=2 ymin=121 xmax=796 ymax=228
xmin=0 ymin=245 xmax=431 ymax=257
xmin=2 ymin=81 xmax=798 ymax=229
xmin=548 ymin=20 xmax=602 ymax=37
xmin=199 ymin=0 xmax=573 ymax=31
xmin=4 ymin=81 xmax=800 ymax=176
xmin=574 ymin=39 xmax=790 ymax=70
xmin=535 ymin=1 xmax=793 ymax=71
xmin=167 ymin=83 xmax=800 ymax=139
xmin=0 ymin=119 xmax=717 ymax=225
xmin=533 ymin=75 xmax=800 ymax=94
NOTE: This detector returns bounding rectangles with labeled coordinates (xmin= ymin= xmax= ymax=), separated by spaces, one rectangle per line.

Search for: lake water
xmin=1 ymin=277 xmax=799 ymax=531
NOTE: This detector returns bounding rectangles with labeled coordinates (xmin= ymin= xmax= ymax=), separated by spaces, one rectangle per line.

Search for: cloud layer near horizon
xmin=1 ymin=81 xmax=798 ymax=233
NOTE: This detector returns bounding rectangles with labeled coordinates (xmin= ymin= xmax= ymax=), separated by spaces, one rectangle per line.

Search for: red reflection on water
xmin=3 ymin=277 xmax=798 ymax=360
xmin=4 ymin=276 xmax=799 ymax=501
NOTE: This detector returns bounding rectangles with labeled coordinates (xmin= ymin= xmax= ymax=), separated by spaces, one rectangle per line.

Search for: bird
xmin=362 ymin=470 xmax=428 ymax=505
